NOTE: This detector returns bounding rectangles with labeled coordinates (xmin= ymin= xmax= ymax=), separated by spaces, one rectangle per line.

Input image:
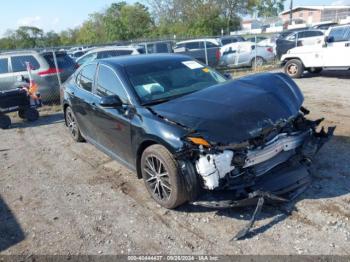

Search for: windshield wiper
xmin=141 ymin=98 xmax=172 ymax=106
xmin=141 ymin=91 xmax=199 ymax=106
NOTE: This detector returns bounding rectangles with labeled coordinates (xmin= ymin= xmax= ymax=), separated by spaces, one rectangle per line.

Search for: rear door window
xmin=299 ymin=31 xmax=323 ymax=38
xmin=97 ymin=50 xmax=118 ymax=59
xmin=205 ymin=41 xmax=219 ymax=48
xmin=221 ymin=39 xmax=232 ymax=45
xmin=116 ymin=50 xmax=133 ymax=56
xmin=185 ymin=42 xmax=200 ymax=50
xmin=156 ymin=43 xmax=169 ymax=53
xmin=11 ymin=55 xmax=40 ymax=72
xmin=96 ymin=65 xmax=128 ymax=103
xmin=78 ymin=64 xmax=96 ymax=92
xmin=0 ymin=58 xmax=9 ymax=74
xmin=43 ymin=53 xmax=76 ymax=69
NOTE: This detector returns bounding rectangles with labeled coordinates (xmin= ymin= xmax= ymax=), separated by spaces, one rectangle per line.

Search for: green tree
xmin=119 ymin=3 xmax=154 ymax=40
xmin=59 ymin=29 xmax=79 ymax=46
xmin=256 ymin=0 xmax=285 ymax=18
xmin=147 ymin=0 xmax=254 ymax=36
xmin=77 ymin=12 xmax=107 ymax=44
xmin=14 ymin=26 xmax=44 ymax=48
xmin=43 ymin=31 xmax=61 ymax=47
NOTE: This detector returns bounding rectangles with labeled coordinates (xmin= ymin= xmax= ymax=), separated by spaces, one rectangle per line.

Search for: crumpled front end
xmin=179 ymin=109 xmax=335 ymax=199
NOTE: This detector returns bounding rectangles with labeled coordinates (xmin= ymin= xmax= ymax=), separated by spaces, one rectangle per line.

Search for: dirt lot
xmin=1 ymin=70 xmax=350 ymax=255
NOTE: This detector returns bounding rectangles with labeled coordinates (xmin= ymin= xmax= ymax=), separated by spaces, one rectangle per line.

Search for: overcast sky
xmin=1 ymin=0 xmax=349 ymax=37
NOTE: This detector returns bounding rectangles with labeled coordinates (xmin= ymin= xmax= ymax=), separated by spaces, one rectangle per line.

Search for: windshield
xmin=125 ymin=59 xmax=226 ymax=105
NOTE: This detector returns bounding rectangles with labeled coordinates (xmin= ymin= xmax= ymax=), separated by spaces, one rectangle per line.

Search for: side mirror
xmin=325 ymin=36 xmax=334 ymax=43
xmin=99 ymin=95 xmax=123 ymax=107
xmin=224 ymin=73 xmax=232 ymax=80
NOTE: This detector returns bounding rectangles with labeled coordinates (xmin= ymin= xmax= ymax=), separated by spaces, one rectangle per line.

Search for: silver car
xmin=0 ymin=50 xmax=77 ymax=102
xmin=76 ymin=46 xmax=143 ymax=66
xmin=219 ymin=42 xmax=275 ymax=68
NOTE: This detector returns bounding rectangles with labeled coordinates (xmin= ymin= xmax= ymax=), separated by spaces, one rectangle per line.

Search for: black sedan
xmin=62 ymin=54 xmax=334 ymax=210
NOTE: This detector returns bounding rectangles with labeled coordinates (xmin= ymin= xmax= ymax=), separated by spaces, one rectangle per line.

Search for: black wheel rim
xmin=144 ymin=155 xmax=172 ymax=201
xmin=66 ymin=110 xmax=78 ymax=138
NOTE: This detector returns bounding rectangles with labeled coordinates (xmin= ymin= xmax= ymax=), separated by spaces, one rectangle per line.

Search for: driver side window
xmin=329 ymin=26 xmax=350 ymax=42
xmin=95 ymin=65 xmax=128 ymax=103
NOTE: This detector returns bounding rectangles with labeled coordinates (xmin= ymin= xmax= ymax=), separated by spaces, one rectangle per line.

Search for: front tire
xmin=284 ymin=59 xmax=304 ymax=78
xmin=65 ymin=106 xmax=84 ymax=142
xmin=141 ymin=144 xmax=189 ymax=209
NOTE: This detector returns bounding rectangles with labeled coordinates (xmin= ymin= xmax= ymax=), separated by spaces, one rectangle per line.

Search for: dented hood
xmin=150 ymin=73 xmax=304 ymax=144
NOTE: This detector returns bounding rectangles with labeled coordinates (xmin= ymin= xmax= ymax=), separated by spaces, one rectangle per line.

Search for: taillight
xmin=75 ymin=63 xmax=80 ymax=69
xmin=267 ymin=47 xmax=273 ymax=53
xmin=38 ymin=68 xmax=63 ymax=76
xmin=216 ymin=49 xmax=221 ymax=61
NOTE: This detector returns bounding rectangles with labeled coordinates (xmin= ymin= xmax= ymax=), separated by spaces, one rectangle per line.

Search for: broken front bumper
xmin=194 ymin=126 xmax=335 ymax=193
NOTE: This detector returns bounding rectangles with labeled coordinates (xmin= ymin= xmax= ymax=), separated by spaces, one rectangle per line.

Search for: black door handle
xmin=91 ymin=102 xmax=98 ymax=110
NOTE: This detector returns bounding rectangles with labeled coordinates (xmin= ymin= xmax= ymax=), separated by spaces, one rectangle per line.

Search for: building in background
xmin=280 ymin=5 xmax=350 ymax=25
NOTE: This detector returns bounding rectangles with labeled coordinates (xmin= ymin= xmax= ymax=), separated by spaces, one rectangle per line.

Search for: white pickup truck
xmin=281 ymin=24 xmax=350 ymax=78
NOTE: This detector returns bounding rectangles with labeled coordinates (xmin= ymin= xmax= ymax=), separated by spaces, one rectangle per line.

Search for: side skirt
xmin=82 ymin=133 xmax=137 ymax=173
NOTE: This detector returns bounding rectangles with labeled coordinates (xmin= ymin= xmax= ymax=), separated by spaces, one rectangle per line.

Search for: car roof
xmin=220 ymin=35 xmax=243 ymax=39
xmin=99 ymin=54 xmax=192 ymax=68
xmin=86 ymin=46 xmax=138 ymax=54
xmin=176 ymin=38 xmax=219 ymax=45
xmin=137 ymin=40 xmax=173 ymax=44
xmin=0 ymin=50 xmax=39 ymax=56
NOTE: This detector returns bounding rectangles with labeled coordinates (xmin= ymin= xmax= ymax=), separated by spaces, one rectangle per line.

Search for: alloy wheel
xmin=287 ymin=63 xmax=298 ymax=75
xmin=254 ymin=57 xmax=264 ymax=67
xmin=66 ymin=109 xmax=78 ymax=138
xmin=143 ymin=155 xmax=172 ymax=201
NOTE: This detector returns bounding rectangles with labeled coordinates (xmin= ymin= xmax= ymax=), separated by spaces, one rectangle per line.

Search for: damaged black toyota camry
xmin=62 ymin=54 xmax=334 ymax=217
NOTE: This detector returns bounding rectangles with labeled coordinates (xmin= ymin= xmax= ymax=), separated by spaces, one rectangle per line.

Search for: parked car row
xmin=1 ymin=22 xmax=346 ymax=103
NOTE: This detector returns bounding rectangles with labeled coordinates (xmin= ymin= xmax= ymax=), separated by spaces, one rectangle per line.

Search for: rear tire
xmin=141 ymin=144 xmax=193 ymax=209
xmin=284 ymin=59 xmax=304 ymax=78
xmin=65 ymin=106 xmax=84 ymax=142
xmin=0 ymin=114 xmax=11 ymax=129
xmin=251 ymin=56 xmax=265 ymax=68
xmin=24 ymin=108 xmax=39 ymax=122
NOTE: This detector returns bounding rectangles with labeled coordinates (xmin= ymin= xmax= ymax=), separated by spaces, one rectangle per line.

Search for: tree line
xmin=0 ymin=0 xmax=285 ymax=50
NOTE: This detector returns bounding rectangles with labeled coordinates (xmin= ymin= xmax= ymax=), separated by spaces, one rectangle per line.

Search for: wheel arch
xmin=282 ymin=57 xmax=305 ymax=66
xmin=135 ymin=137 xmax=182 ymax=179
xmin=250 ymin=56 xmax=265 ymax=66
xmin=63 ymin=103 xmax=70 ymax=126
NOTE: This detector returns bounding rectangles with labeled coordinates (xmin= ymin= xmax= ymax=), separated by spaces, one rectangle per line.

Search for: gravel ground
xmin=0 ymin=70 xmax=350 ymax=255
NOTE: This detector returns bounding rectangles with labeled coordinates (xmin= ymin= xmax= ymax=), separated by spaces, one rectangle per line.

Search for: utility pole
xmin=289 ymin=0 xmax=293 ymax=25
